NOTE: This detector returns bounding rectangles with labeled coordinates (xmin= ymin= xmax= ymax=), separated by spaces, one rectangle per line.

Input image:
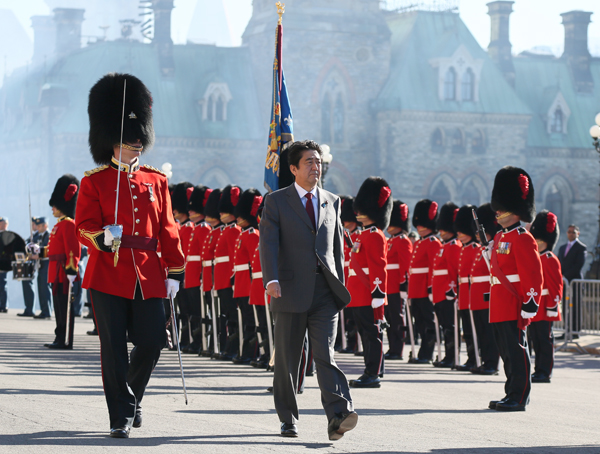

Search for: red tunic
xmin=386 ymin=233 xmax=413 ymax=295
xmin=184 ymin=221 xmax=211 ymax=289
xmin=343 ymin=228 xmax=361 ymax=284
xmin=41 ymin=216 xmax=81 ymax=286
xmin=531 ymin=251 xmax=563 ymax=322
xmin=431 ymin=238 xmax=462 ymax=304
xmin=201 ymin=225 xmax=222 ymax=293
xmin=76 ymin=159 xmax=185 ymax=300
xmin=408 ymin=234 xmax=442 ymax=299
xmin=456 ymin=242 xmax=480 ymax=310
xmin=233 ymin=227 xmax=260 ymax=298
xmin=213 ymin=223 xmax=241 ymax=291
xmin=489 ymin=225 xmax=543 ymax=323
xmin=347 ymin=226 xmax=387 ymax=308
xmin=469 ymin=247 xmax=491 ymax=311
xmin=249 ymin=246 xmax=269 ymax=306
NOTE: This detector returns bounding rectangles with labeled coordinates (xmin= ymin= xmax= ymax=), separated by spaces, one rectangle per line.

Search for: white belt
xmin=202 ymin=260 xmax=212 ymax=267
xmin=386 ymin=264 xmax=400 ymax=270
xmin=252 ymin=272 xmax=262 ymax=279
xmin=459 ymin=277 xmax=469 ymax=284
xmin=349 ymin=267 xmax=369 ymax=277
xmin=344 ymin=261 xmax=350 ymax=267
xmin=491 ymin=274 xmax=520 ymax=286
xmin=433 ymin=269 xmax=448 ymax=276
xmin=471 ymin=275 xmax=490 ymax=283
xmin=541 ymin=289 xmax=549 ymax=296
xmin=234 ymin=264 xmax=249 ymax=272
xmin=157 ymin=252 xmax=162 ymax=258
xmin=214 ymin=256 xmax=229 ymax=264
xmin=410 ymin=267 xmax=429 ymax=274
xmin=186 ymin=255 xmax=201 ymax=262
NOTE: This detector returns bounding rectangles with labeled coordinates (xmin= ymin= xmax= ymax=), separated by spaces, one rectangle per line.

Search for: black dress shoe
xmin=488 ymin=397 xmax=508 ymax=410
xmin=17 ymin=312 xmax=34 ymax=317
xmin=110 ymin=426 xmax=130 ymax=438
xmin=327 ymin=411 xmax=358 ymax=441
xmin=87 ymin=329 xmax=98 ymax=336
xmin=232 ymin=356 xmax=252 ymax=365
xmin=44 ymin=342 xmax=60 ymax=348
xmin=34 ymin=313 xmax=51 ymax=319
xmin=433 ymin=359 xmax=454 ymax=368
xmin=354 ymin=351 xmax=364 ymax=357
xmin=478 ymin=367 xmax=499 ymax=376
xmin=495 ymin=399 xmax=526 ymax=412
xmin=133 ymin=412 xmax=142 ymax=428
xmin=408 ymin=357 xmax=431 ymax=364
xmin=0 ymin=308 xmax=8 ymax=313
xmin=200 ymin=350 xmax=213 ymax=357
xmin=453 ymin=362 xmax=475 ymax=371
xmin=385 ymin=353 xmax=403 ymax=360
xmin=280 ymin=422 xmax=298 ymax=437
xmin=531 ymin=373 xmax=551 ymax=383
xmin=47 ymin=343 xmax=72 ymax=350
xmin=339 ymin=347 xmax=355 ymax=354
xmin=349 ymin=374 xmax=381 ymax=388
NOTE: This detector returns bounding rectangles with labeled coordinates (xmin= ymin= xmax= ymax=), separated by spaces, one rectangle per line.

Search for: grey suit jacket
xmin=259 ymin=184 xmax=351 ymax=312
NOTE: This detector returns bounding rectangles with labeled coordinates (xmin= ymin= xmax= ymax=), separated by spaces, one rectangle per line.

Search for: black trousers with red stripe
xmin=492 ymin=320 xmax=531 ymax=405
xmin=352 ymin=305 xmax=384 ymax=377
xmin=528 ymin=320 xmax=555 ymax=377
xmin=91 ymin=286 xmax=166 ymax=429
xmin=385 ymin=293 xmax=406 ymax=356
xmin=52 ymin=283 xmax=75 ymax=347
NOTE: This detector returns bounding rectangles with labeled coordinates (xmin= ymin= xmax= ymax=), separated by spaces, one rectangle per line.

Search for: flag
xmin=264 ymin=3 xmax=294 ymax=193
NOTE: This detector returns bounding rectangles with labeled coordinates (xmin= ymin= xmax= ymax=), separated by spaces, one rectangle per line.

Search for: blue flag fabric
xmin=264 ymin=20 xmax=294 ymax=193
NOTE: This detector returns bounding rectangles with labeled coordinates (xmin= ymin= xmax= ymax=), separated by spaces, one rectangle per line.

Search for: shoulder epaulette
xmin=517 ymin=226 xmax=527 ymax=235
xmin=471 ymin=243 xmax=479 ymax=248
xmin=249 ymin=227 xmax=255 ymax=234
xmin=84 ymin=165 xmax=109 ymax=177
xmin=545 ymin=251 xmax=553 ymax=258
xmin=450 ymin=239 xmax=457 ymax=245
xmin=369 ymin=226 xmax=377 ymax=232
xmin=142 ymin=164 xmax=167 ymax=176
xmin=429 ymin=236 xmax=437 ymax=242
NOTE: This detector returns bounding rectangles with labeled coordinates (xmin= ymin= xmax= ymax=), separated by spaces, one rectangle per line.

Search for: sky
xmin=1 ymin=0 xmax=598 ymax=55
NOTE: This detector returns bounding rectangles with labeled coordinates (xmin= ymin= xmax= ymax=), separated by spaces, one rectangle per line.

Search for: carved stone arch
xmin=459 ymin=173 xmax=488 ymax=206
xmin=311 ymin=57 xmax=356 ymax=105
xmin=199 ymin=166 xmax=231 ymax=188
xmin=540 ymin=174 xmax=574 ymax=231
xmin=323 ymin=163 xmax=356 ymax=195
xmin=200 ymin=83 xmax=232 ymax=122
xmin=428 ymin=173 xmax=458 ymax=204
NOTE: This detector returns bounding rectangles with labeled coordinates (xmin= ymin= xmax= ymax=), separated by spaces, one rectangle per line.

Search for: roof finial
xmin=276 ymin=2 xmax=285 ymax=25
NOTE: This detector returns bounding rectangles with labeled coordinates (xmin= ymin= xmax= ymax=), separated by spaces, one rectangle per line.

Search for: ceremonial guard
xmin=33 ymin=217 xmax=52 ymax=319
xmin=249 ymin=239 xmax=270 ymax=368
xmin=468 ymin=204 xmax=500 ymax=374
xmin=172 ymin=182 xmax=195 ymax=348
xmin=347 ymin=177 xmax=392 ymax=388
xmin=385 ymin=200 xmax=412 ymax=360
xmin=454 ymin=205 xmax=483 ymax=371
xmin=431 ymin=202 xmax=462 ymax=367
xmin=340 ymin=195 xmax=360 ymax=354
xmin=201 ymin=189 xmax=223 ymax=357
xmin=76 ymin=73 xmax=185 ymax=437
xmin=213 ymin=185 xmax=243 ymax=360
xmin=232 ymin=188 xmax=263 ymax=363
xmin=20 ymin=218 xmax=41 ymax=317
xmin=184 ymin=185 xmax=213 ymax=354
xmin=29 ymin=175 xmax=81 ymax=349
xmin=529 ymin=210 xmax=562 ymax=383
xmin=488 ymin=166 xmax=542 ymax=412
xmin=407 ymin=199 xmax=441 ymax=363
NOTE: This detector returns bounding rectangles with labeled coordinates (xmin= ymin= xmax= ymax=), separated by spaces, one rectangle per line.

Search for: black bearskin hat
xmin=491 ymin=166 xmax=535 ymax=223
xmin=454 ymin=205 xmax=477 ymax=238
xmin=88 ymin=73 xmax=154 ymax=165
xmin=172 ymin=182 xmax=193 ymax=215
xmin=188 ymin=185 xmax=212 ymax=215
xmin=437 ymin=202 xmax=459 ymax=233
xmin=204 ymin=188 xmax=222 ymax=220
xmin=340 ymin=196 xmax=358 ymax=224
xmin=413 ymin=199 xmax=439 ymax=231
xmin=476 ymin=203 xmax=500 ymax=239
xmin=353 ymin=177 xmax=393 ymax=231
xmin=530 ymin=210 xmax=560 ymax=251
xmin=218 ymin=185 xmax=242 ymax=215
xmin=390 ymin=200 xmax=410 ymax=232
xmin=49 ymin=174 xmax=79 ymax=219
xmin=234 ymin=188 xmax=263 ymax=229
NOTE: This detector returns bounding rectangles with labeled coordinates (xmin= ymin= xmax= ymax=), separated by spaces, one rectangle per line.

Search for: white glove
xmin=166 ymin=278 xmax=180 ymax=299
xmin=67 ymin=274 xmax=77 ymax=284
xmin=546 ymin=310 xmax=559 ymax=318
xmin=428 ymin=294 xmax=433 ymax=303
xmin=371 ymin=298 xmax=385 ymax=309
xmin=400 ymin=291 xmax=408 ymax=300
xmin=104 ymin=228 xmax=114 ymax=247
xmin=26 ymin=243 xmax=40 ymax=254
xmin=520 ymin=309 xmax=536 ymax=319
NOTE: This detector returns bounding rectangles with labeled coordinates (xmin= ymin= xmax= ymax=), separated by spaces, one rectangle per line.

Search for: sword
xmin=252 ymin=305 xmax=265 ymax=356
xmin=453 ymin=300 xmax=460 ymax=369
xmin=199 ymin=288 xmax=207 ymax=353
xmin=433 ymin=312 xmax=442 ymax=363
xmin=65 ymin=278 xmax=74 ymax=346
xmin=469 ymin=309 xmax=482 ymax=368
xmin=264 ymin=291 xmax=274 ymax=359
xmin=339 ymin=307 xmax=347 ymax=350
xmin=211 ymin=290 xmax=219 ymax=355
xmin=405 ymin=297 xmax=417 ymax=361
xmin=169 ymin=293 xmax=188 ymax=405
xmin=104 ymin=79 xmax=127 ymax=267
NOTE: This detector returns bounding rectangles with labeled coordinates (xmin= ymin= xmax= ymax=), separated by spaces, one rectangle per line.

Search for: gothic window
xmin=200 ymin=83 xmax=232 ymax=122
xmin=321 ymin=95 xmax=332 ymax=143
xmin=444 ymin=67 xmax=456 ymax=101
xmin=333 ymin=93 xmax=344 ymax=143
xmin=451 ymin=128 xmax=465 ymax=154
xmin=215 ymin=97 xmax=225 ymax=122
xmin=461 ymin=68 xmax=474 ymax=101
xmin=471 ymin=129 xmax=485 ymax=154
xmin=431 ymin=128 xmax=444 ymax=154
xmin=429 ymin=179 xmax=452 ymax=205
xmin=460 ymin=179 xmax=481 ymax=206
xmin=551 ymin=107 xmax=564 ymax=133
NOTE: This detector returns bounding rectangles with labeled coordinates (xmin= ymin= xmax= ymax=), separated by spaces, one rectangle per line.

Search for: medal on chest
xmin=352 ymin=242 xmax=361 ymax=254
xmin=497 ymin=242 xmax=511 ymax=255
xmin=142 ymin=182 xmax=155 ymax=202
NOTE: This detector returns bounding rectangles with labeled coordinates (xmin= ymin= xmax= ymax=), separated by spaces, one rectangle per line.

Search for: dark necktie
xmin=305 ymin=193 xmax=316 ymax=231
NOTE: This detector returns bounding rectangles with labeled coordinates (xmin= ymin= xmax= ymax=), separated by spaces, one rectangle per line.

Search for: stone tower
xmin=243 ymin=0 xmax=391 ymax=193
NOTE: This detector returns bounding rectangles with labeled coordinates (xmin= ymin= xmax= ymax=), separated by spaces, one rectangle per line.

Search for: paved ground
xmin=0 ymin=310 xmax=599 ymax=453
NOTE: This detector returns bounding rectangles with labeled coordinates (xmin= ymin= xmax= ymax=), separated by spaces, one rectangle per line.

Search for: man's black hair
xmin=287 ymin=140 xmax=323 ymax=169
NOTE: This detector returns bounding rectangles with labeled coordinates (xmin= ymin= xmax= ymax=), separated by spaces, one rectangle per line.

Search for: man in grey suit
xmin=260 ymin=140 xmax=357 ymax=440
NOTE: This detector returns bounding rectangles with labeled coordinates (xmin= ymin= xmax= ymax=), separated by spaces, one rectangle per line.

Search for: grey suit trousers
xmin=273 ymin=273 xmax=353 ymax=424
